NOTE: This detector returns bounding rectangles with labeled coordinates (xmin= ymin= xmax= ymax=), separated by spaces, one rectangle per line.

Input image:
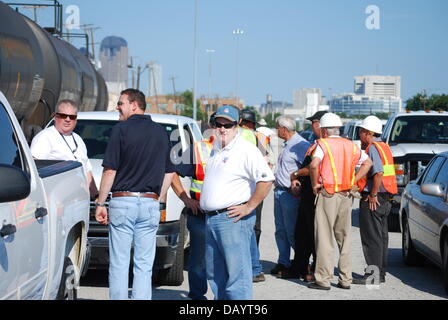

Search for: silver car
xmin=400 ymin=151 xmax=448 ymax=294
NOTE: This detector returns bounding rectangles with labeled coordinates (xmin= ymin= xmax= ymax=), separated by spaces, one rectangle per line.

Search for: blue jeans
xmin=250 ymin=209 xmax=263 ymax=276
xmin=205 ymin=211 xmax=255 ymax=300
xmin=108 ymin=197 xmax=160 ymax=300
xmin=186 ymin=213 xmax=208 ymax=300
xmin=274 ymin=188 xmax=300 ymax=268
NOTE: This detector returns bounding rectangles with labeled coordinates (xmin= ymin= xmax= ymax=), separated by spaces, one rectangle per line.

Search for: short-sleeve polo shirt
xmin=102 ymin=114 xmax=175 ymax=195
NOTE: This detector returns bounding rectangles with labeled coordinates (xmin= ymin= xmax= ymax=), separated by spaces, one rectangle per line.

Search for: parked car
xmin=400 ymin=151 xmax=448 ymax=294
xmin=382 ymin=111 xmax=448 ymax=231
xmin=0 ymin=91 xmax=90 ymax=300
xmin=299 ymin=129 xmax=315 ymax=142
xmin=65 ymin=111 xmax=203 ymax=286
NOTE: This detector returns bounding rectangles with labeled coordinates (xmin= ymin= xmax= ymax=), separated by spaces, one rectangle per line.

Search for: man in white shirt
xmin=200 ymin=105 xmax=274 ymax=300
xmin=31 ymin=100 xmax=98 ymax=198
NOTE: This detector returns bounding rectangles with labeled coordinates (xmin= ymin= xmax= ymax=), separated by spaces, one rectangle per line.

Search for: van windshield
xmin=389 ymin=116 xmax=448 ymax=144
xmin=74 ymin=120 xmax=178 ymax=159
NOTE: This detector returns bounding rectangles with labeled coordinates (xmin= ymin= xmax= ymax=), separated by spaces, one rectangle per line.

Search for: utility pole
xmin=169 ymin=76 xmax=178 ymax=114
xmin=80 ymin=24 xmax=101 ymax=61
xmin=148 ymin=61 xmax=159 ymax=113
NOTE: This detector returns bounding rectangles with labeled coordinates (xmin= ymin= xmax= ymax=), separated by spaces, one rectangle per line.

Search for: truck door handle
xmin=35 ymin=207 xmax=48 ymax=219
xmin=0 ymin=224 xmax=17 ymax=238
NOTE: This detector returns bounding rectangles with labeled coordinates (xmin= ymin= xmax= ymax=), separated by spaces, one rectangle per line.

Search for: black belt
xmin=204 ymin=202 xmax=247 ymax=216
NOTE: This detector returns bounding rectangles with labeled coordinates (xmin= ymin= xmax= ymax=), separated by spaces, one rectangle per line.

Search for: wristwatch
xmin=370 ymin=194 xmax=377 ymax=198
xmin=293 ymin=171 xmax=299 ymax=178
xmin=95 ymin=201 xmax=106 ymax=207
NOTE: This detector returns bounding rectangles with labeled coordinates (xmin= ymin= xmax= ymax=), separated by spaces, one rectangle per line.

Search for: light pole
xmin=232 ymin=28 xmax=244 ymax=107
xmin=192 ymin=0 xmax=199 ymax=120
xmin=206 ymin=49 xmax=215 ymax=112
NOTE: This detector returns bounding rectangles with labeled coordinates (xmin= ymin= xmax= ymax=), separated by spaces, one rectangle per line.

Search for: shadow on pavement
xmin=386 ymin=248 xmax=448 ymax=299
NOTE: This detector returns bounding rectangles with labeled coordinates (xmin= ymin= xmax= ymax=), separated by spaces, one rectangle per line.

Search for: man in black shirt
xmin=95 ymin=89 xmax=175 ymax=300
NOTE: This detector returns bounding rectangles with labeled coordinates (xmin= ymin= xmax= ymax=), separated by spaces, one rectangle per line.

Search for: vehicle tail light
xmin=395 ymin=163 xmax=406 ymax=186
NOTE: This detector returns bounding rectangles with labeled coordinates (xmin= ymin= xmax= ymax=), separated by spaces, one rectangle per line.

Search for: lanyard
xmin=60 ymin=133 xmax=78 ymax=159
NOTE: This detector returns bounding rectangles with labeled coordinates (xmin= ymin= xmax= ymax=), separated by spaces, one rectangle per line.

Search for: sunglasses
xmin=215 ymin=122 xmax=237 ymax=129
xmin=56 ymin=112 xmax=77 ymax=120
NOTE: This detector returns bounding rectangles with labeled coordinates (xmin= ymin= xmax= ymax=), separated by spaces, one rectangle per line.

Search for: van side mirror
xmin=421 ymin=183 xmax=445 ymax=199
xmin=0 ymin=165 xmax=31 ymax=203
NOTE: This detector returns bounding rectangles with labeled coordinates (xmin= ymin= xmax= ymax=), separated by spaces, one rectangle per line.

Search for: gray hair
xmin=324 ymin=127 xmax=340 ymax=136
xmin=56 ymin=99 xmax=78 ymax=113
xmin=276 ymin=116 xmax=296 ymax=132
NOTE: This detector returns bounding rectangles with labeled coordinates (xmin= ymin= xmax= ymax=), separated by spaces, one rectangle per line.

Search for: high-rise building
xmin=293 ymin=88 xmax=324 ymax=118
xmin=148 ymin=62 xmax=163 ymax=97
xmin=354 ymin=75 xmax=401 ymax=99
xmin=99 ymin=36 xmax=128 ymax=84
xmin=99 ymin=36 xmax=129 ymax=110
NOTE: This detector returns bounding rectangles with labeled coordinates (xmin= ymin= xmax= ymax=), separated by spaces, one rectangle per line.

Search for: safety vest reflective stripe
xmin=357 ymin=141 xmax=398 ymax=194
xmin=318 ymin=137 xmax=361 ymax=195
xmin=320 ymin=138 xmax=340 ymax=192
xmin=255 ymin=132 xmax=270 ymax=148
xmin=192 ymin=140 xmax=212 ymax=200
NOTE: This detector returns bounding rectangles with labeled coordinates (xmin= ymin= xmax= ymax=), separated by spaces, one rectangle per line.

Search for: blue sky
xmin=15 ymin=0 xmax=448 ymax=106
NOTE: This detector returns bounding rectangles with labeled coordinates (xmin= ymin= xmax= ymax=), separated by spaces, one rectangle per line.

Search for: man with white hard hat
xmin=308 ymin=112 xmax=372 ymax=290
xmin=353 ymin=116 xmax=398 ymax=285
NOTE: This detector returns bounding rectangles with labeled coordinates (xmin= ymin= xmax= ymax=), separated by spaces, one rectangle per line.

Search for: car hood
xmin=390 ymin=143 xmax=448 ymax=158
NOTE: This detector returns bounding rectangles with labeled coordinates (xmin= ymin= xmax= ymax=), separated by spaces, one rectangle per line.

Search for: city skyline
xmin=14 ymin=0 xmax=448 ymax=106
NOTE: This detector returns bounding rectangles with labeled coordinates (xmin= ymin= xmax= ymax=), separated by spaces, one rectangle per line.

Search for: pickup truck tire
xmin=56 ymin=257 xmax=78 ymax=300
xmin=402 ymin=215 xmax=424 ymax=267
xmin=154 ymin=213 xmax=186 ymax=286
xmin=443 ymin=236 xmax=448 ymax=295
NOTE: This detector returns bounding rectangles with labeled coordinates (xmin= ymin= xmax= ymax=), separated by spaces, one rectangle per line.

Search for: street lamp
xmin=232 ymin=28 xmax=244 ymax=107
xmin=192 ymin=0 xmax=199 ymax=120
xmin=206 ymin=49 xmax=215 ymax=112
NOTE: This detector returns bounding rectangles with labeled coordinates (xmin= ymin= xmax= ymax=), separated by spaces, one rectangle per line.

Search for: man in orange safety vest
xmin=309 ymin=113 xmax=372 ymax=290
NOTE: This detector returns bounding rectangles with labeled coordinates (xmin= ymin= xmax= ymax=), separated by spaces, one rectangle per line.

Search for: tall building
xmin=99 ymin=36 xmax=129 ymax=110
xmin=99 ymin=36 xmax=128 ymax=84
xmin=148 ymin=62 xmax=163 ymax=97
xmin=354 ymin=75 xmax=401 ymax=99
xmin=293 ymin=88 xmax=324 ymax=118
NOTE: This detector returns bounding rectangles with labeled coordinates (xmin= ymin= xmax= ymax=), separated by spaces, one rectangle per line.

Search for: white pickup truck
xmin=0 ymin=92 xmax=90 ymax=300
xmin=72 ymin=111 xmax=203 ymax=286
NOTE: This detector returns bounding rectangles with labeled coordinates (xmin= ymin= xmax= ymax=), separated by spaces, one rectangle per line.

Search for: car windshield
xmin=74 ymin=119 xmax=178 ymax=159
xmin=389 ymin=116 xmax=448 ymax=144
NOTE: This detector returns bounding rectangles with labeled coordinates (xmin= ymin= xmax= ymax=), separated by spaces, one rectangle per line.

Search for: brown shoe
xmin=253 ymin=273 xmax=266 ymax=283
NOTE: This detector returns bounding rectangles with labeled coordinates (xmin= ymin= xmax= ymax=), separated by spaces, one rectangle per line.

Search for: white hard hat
xmin=319 ymin=112 xmax=343 ymax=128
xmin=359 ymin=115 xmax=383 ymax=134
xmin=258 ymin=119 xmax=267 ymax=126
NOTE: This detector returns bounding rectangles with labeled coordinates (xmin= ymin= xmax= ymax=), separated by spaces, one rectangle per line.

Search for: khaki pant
xmin=314 ymin=190 xmax=353 ymax=287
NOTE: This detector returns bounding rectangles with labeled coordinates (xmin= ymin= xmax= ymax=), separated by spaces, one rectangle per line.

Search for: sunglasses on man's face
xmin=215 ymin=122 xmax=236 ymax=129
xmin=56 ymin=112 xmax=77 ymax=120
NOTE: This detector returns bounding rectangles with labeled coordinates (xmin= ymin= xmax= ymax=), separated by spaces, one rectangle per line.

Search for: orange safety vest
xmin=255 ymin=131 xmax=270 ymax=148
xmin=317 ymin=137 xmax=361 ymax=194
xmin=357 ymin=141 xmax=398 ymax=195
xmin=190 ymin=140 xmax=213 ymax=201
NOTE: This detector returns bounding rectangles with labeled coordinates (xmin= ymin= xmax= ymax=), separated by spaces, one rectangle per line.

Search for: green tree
xmin=262 ymin=112 xmax=282 ymax=128
xmin=179 ymin=90 xmax=207 ymax=121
